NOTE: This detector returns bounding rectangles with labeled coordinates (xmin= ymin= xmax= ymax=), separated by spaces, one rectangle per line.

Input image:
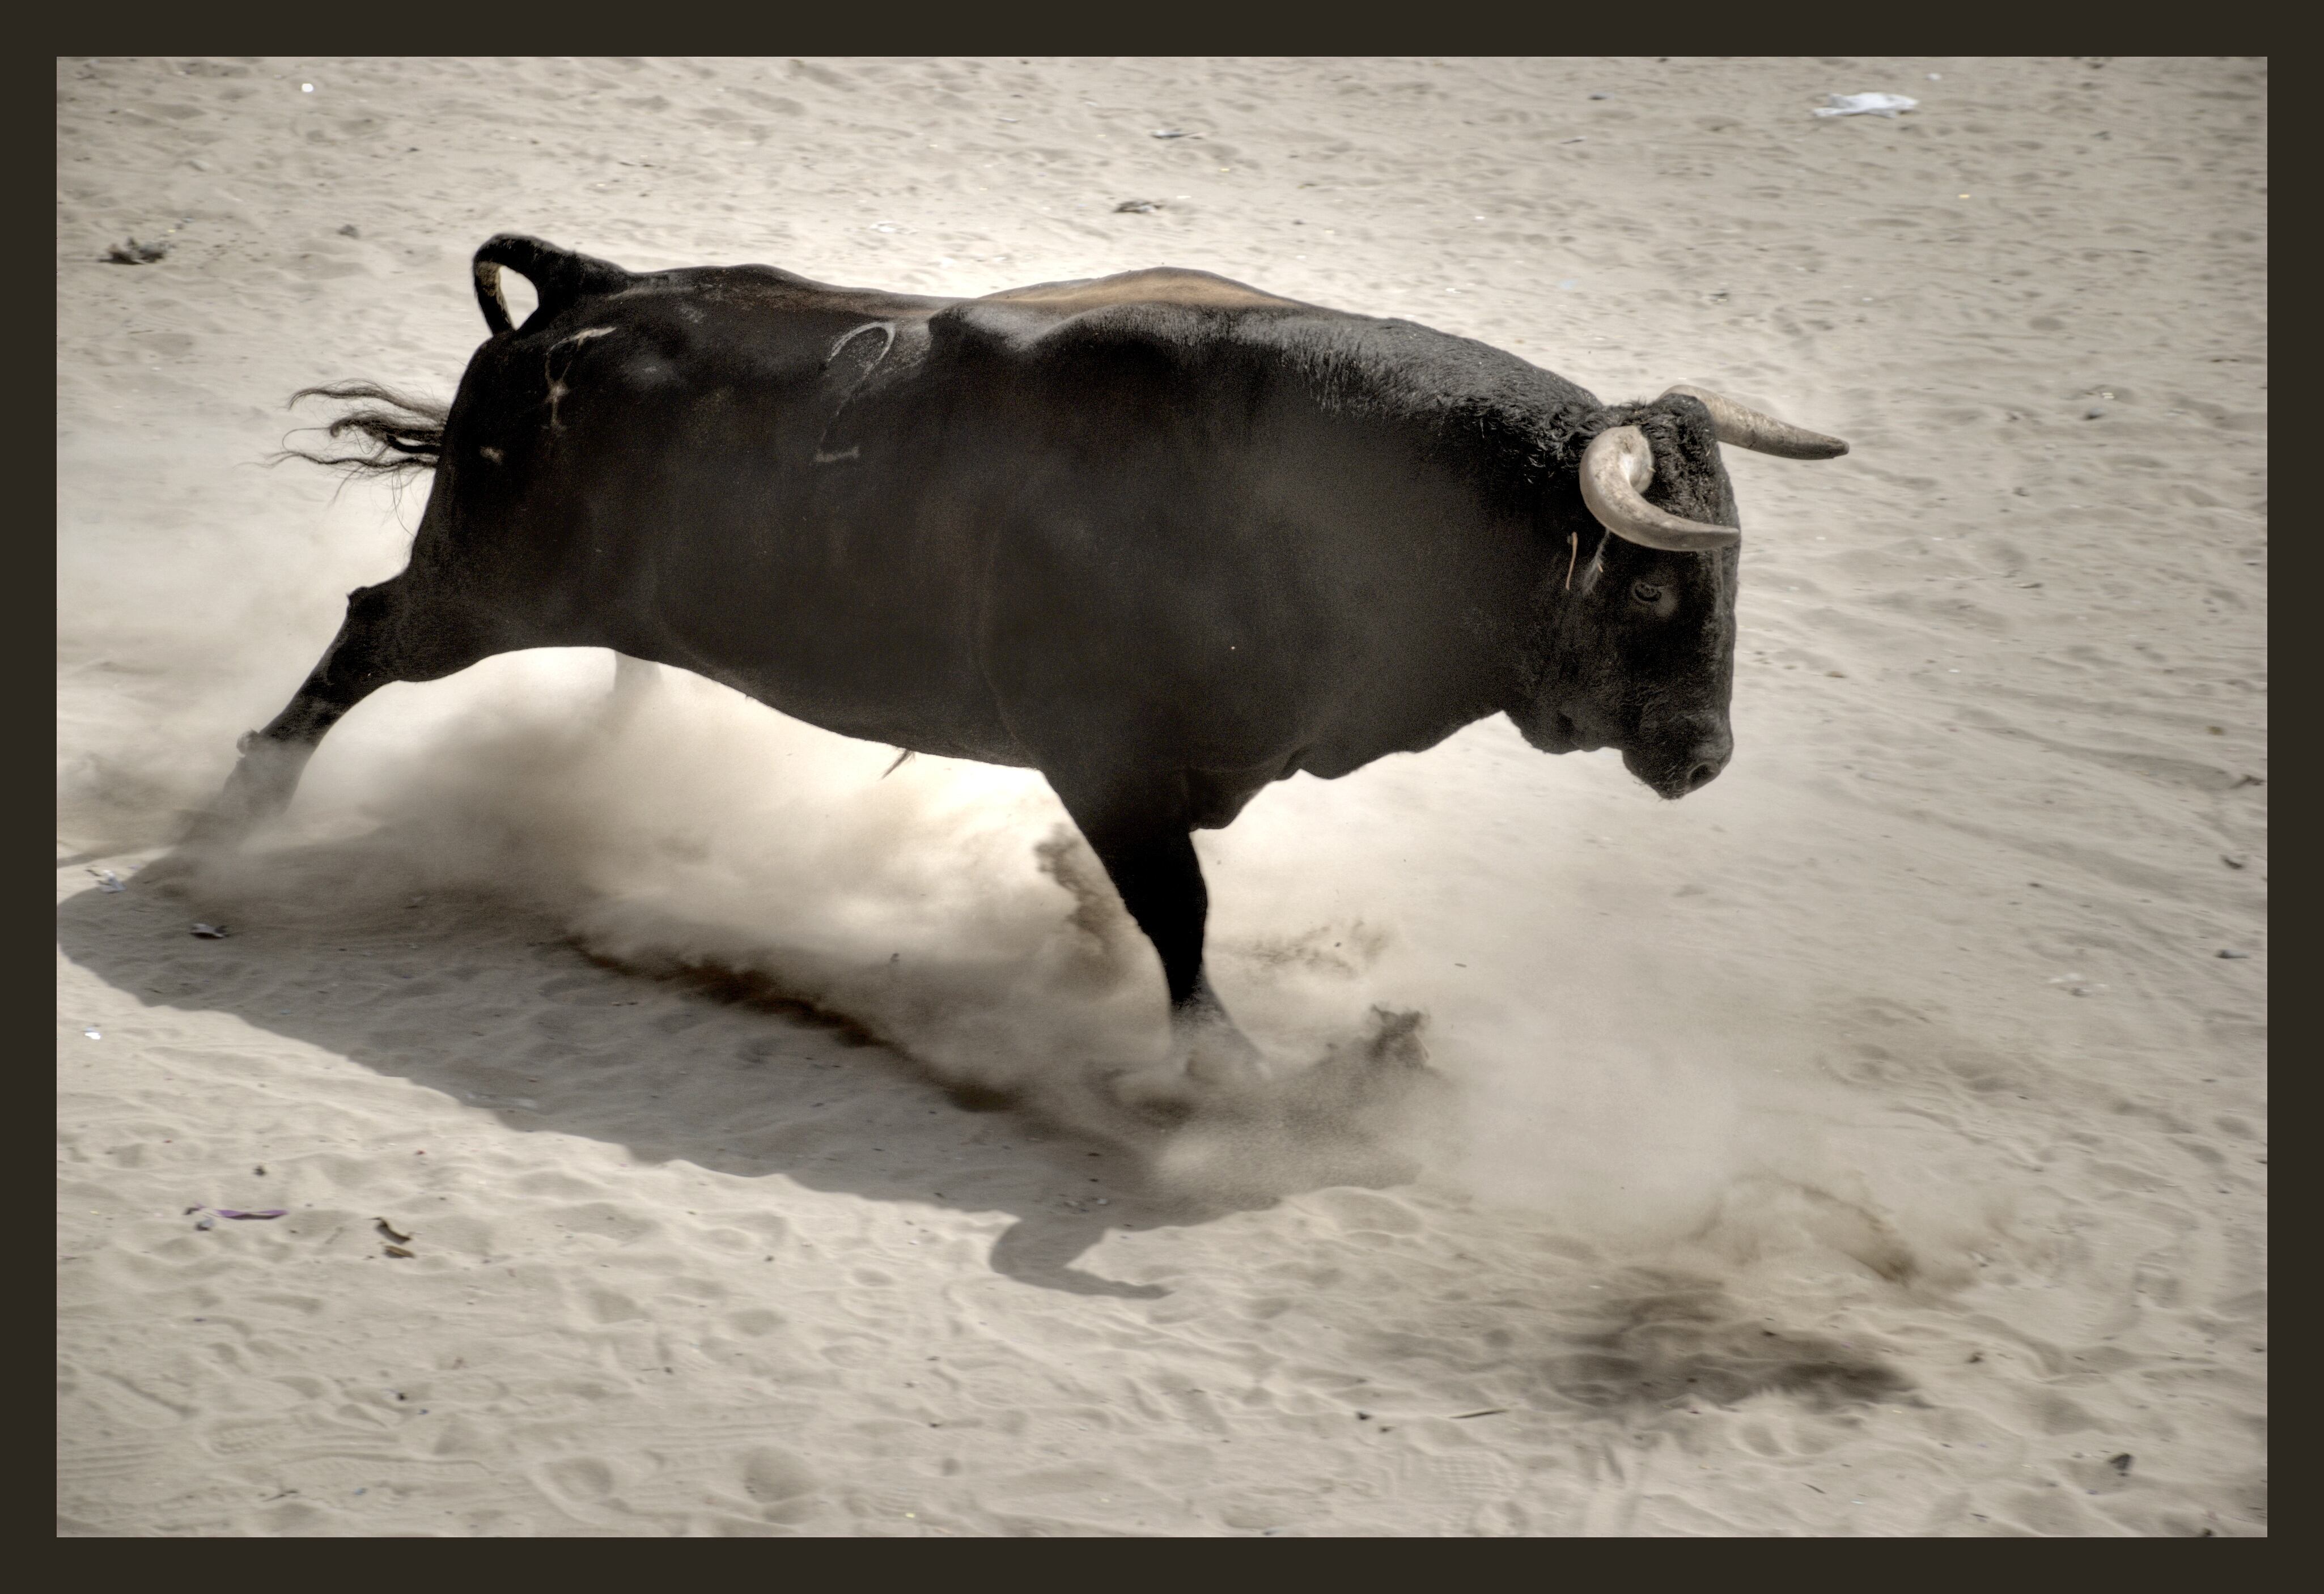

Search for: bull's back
xmin=423 ymin=259 xmax=1499 ymax=773
xmin=432 ymin=269 xmax=1025 ymax=759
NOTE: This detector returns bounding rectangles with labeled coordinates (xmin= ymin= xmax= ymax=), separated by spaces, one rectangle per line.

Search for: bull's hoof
xmin=181 ymin=801 xmax=257 ymax=849
xmin=183 ymin=736 xmax=308 ymax=847
xmin=1362 ymin=1005 xmax=1430 ymax=1069
xmin=1105 ymin=1066 xmax=1203 ymax=1126
xmin=1178 ymin=1018 xmax=1266 ymax=1090
xmin=1097 ymin=1019 xmax=1266 ymax=1125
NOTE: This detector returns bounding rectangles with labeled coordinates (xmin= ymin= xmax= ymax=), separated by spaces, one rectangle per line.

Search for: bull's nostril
xmin=1686 ymin=761 xmax=1721 ymax=791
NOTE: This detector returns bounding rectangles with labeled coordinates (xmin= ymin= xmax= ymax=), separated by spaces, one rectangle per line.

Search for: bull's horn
xmin=1579 ymin=426 xmax=1741 ymax=552
xmin=1661 ymin=384 xmax=1849 ymax=459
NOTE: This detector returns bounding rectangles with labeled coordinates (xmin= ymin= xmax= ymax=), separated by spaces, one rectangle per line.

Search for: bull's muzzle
xmin=1624 ymin=722 xmax=1733 ymax=799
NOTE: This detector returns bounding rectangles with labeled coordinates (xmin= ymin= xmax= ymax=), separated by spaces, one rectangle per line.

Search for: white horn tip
xmin=1665 ymin=384 xmax=1850 ymax=460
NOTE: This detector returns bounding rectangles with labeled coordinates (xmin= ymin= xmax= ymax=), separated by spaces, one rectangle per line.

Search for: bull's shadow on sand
xmin=58 ymin=830 xmax=1910 ymax=1417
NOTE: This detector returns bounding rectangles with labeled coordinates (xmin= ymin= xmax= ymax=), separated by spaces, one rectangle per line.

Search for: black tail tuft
xmin=472 ymin=233 xmax=631 ymax=336
xmin=273 ymin=381 xmax=448 ymax=478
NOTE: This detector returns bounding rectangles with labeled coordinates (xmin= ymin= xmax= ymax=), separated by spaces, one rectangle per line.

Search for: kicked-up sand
xmin=58 ymin=56 xmax=2264 ymax=1535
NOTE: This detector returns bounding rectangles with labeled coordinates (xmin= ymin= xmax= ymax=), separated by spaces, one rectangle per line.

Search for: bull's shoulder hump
xmin=930 ymin=269 xmax=1351 ymax=359
xmin=976 ymin=267 xmax=1313 ymax=316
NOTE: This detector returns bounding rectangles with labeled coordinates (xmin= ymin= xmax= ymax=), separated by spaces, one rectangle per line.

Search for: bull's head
xmin=1516 ymin=385 xmax=1847 ymax=799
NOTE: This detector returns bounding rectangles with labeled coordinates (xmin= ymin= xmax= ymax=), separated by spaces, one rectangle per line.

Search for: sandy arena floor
xmin=58 ymin=56 xmax=2264 ymax=1535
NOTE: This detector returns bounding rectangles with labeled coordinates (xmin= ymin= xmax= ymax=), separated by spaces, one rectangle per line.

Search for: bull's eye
xmin=1631 ymin=580 xmax=1665 ymax=606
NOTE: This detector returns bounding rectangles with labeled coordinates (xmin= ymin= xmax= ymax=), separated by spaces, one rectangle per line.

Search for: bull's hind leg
xmin=190 ymin=573 xmax=502 ymax=843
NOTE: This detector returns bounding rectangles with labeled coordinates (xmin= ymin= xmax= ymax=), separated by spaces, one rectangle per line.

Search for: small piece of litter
xmin=1451 ymin=1409 xmax=1509 ymax=1420
xmin=188 ymin=1206 xmax=287 ymax=1221
xmin=2216 ymin=949 xmax=2250 ymax=959
xmin=1559 ymin=137 xmax=1586 ymax=144
xmin=104 ymin=237 xmax=171 ymax=265
xmin=375 ymin=1218 xmax=413 ymax=1244
xmin=195 ymin=1216 xmax=214 ymax=1230
xmin=1814 ymin=92 xmax=1918 ymax=118
xmin=301 ymin=83 xmax=314 ymax=92
xmin=84 ymin=1027 xmax=101 ymax=1040
xmin=1114 ymin=199 xmax=1162 ymax=214
xmin=2109 ymin=1453 xmax=2134 ymax=1474
xmin=1150 ymin=129 xmax=1198 ymax=139
xmin=383 ymin=1244 xmax=415 ymax=1259
xmin=88 ymin=868 xmax=125 ymax=892
xmin=1588 ymin=92 xmax=1610 ymax=100
xmin=190 ymin=923 xmax=229 ymax=939
xmin=338 ymin=223 xmax=360 ymax=237
xmin=2221 ymin=855 xmax=2246 ymax=869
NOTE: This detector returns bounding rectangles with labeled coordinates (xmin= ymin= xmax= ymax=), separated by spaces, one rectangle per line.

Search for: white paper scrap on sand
xmin=1815 ymin=92 xmax=1919 ymax=117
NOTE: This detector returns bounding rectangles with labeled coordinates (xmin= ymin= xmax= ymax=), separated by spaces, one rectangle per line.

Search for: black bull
xmin=200 ymin=235 xmax=1846 ymax=1078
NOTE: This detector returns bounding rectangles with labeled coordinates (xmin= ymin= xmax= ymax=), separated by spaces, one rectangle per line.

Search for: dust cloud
xmin=82 ymin=474 xmax=2007 ymax=1284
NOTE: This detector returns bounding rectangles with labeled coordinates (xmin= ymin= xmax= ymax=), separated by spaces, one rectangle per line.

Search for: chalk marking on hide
xmin=542 ymin=328 xmax=616 ymax=432
xmin=814 ymin=321 xmax=899 ymax=466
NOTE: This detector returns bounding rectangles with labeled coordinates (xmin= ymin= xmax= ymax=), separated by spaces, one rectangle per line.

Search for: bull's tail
xmin=472 ymin=233 xmax=631 ymax=337
xmin=273 ymin=238 xmax=631 ymax=479
xmin=274 ymin=381 xmax=448 ymax=479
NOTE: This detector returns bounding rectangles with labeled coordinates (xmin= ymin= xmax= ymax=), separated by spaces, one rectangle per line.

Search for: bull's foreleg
xmin=600 ymin=652 xmax=664 ymax=730
xmin=1050 ymin=774 xmax=1264 ymax=1086
xmin=189 ymin=574 xmax=497 ymax=844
